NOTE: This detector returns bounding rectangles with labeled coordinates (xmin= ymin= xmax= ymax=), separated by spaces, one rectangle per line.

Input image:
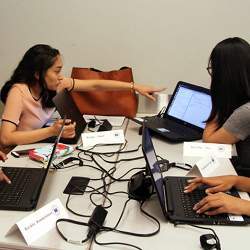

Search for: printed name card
xmin=186 ymin=156 xmax=219 ymax=177
xmin=7 ymin=198 xmax=68 ymax=245
xmin=183 ymin=142 xmax=232 ymax=158
xmin=81 ymin=129 xmax=125 ymax=148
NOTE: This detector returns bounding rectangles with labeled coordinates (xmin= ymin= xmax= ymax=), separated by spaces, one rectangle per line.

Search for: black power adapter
xmin=98 ymin=119 xmax=112 ymax=132
xmin=87 ymin=206 xmax=108 ymax=238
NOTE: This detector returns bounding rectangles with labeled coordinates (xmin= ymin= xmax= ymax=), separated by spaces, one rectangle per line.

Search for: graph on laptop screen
xmin=167 ymin=85 xmax=212 ymax=128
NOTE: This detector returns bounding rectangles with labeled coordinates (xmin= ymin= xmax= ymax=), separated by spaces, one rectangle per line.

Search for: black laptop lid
xmin=52 ymin=89 xmax=87 ymax=143
xmin=142 ymin=125 xmax=167 ymax=217
xmin=32 ymin=118 xmax=66 ymax=206
xmin=164 ymin=81 xmax=212 ymax=131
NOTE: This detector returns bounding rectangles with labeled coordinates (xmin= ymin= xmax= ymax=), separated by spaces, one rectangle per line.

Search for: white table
xmin=0 ymin=120 xmax=129 ymax=250
xmin=93 ymin=120 xmax=250 ymax=250
xmin=1 ymin=119 xmax=249 ymax=250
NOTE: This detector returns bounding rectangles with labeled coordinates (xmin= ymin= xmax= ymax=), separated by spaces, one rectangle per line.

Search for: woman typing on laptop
xmin=184 ymin=176 xmax=250 ymax=216
xmin=185 ymin=37 xmax=250 ymax=216
xmin=0 ymin=44 xmax=163 ymax=146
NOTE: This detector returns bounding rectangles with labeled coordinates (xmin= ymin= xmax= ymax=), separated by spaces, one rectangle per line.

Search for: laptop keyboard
xmin=166 ymin=120 xmax=198 ymax=136
xmin=177 ymin=178 xmax=228 ymax=220
xmin=0 ymin=168 xmax=32 ymax=204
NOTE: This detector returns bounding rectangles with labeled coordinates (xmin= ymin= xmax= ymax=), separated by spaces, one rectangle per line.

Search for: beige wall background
xmin=0 ymin=0 xmax=250 ymax=96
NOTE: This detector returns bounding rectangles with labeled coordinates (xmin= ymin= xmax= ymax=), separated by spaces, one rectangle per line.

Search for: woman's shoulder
xmin=9 ymin=83 xmax=29 ymax=96
xmin=230 ymin=102 xmax=250 ymax=121
xmin=236 ymin=102 xmax=250 ymax=112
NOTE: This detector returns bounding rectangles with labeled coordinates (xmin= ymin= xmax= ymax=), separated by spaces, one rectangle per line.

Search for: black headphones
xmin=127 ymin=171 xmax=153 ymax=201
xmin=200 ymin=233 xmax=221 ymax=250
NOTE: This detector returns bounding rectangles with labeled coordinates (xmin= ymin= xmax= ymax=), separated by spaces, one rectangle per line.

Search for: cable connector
xmin=158 ymin=159 xmax=170 ymax=172
xmin=87 ymin=206 xmax=108 ymax=238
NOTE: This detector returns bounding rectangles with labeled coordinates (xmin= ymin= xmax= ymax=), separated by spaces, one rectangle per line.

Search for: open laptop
xmin=142 ymin=125 xmax=250 ymax=225
xmin=52 ymin=89 xmax=87 ymax=144
xmin=0 ymin=118 xmax=65 ymax=211
xmin=145 ymin=81 xmax=212 ymax=142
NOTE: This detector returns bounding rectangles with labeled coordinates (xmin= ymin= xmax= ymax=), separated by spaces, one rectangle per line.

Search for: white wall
xmin=0 ymin=0 xmax=250 ymax=92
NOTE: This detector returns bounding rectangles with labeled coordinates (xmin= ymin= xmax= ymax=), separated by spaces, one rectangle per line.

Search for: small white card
xmin=186 ymin=156 xmax=219 ymax=177
xmin=81 ymin=129 xmax=125 ymax=148
xmin=183 ymin=142 xmax=232 ymax=158
xmin=6 ymin=198 xmax=68 ymax=245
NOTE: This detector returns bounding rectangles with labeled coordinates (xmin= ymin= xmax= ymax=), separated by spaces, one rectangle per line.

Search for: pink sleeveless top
xmin=2 ymin=84 xmax=55 ymax=131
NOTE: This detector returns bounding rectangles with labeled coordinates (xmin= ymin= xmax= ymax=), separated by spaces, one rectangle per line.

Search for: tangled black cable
xmin=56 ymin=198 xmax=160 ymax=250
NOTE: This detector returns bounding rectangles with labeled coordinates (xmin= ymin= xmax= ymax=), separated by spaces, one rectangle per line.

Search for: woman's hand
xmin=184 ymin=176 xmax=238 ymax=194
xmin=0 ymin=151 xmax=11 ymax=184
xmin=134 ymin=84 xmax=165 ymax=101
xmin=193 ymin=192 xmax=250 ymax=216
xmin=0 ymin=170 xmax=11 ymax=184
xmin=0 ymin=151 xmax=7 ymax=162
xmin=57 ymin=77 xmax=73 ymax=92
xmin=51 ymin=119 xmax=76 ymax=138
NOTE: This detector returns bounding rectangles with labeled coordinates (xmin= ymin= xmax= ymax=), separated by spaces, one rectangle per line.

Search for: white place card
xmin=81 ymin=129 xmax=125 ymax=148
xmin=186 ymin=156 xmax=219 ymax=177
xmin=6 ymin=198 xmax=68 ymax=245
xmin=183 ymin=142 xmax=232 ymax=158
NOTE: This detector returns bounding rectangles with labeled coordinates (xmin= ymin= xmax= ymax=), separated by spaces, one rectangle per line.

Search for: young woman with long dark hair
xmin=185 ymin=37 xmax=250 ymax=216
xmin=0 ymin=44 xmax=163 ymax=146
xmin=203 ymin=37 xmax=250 ymax=167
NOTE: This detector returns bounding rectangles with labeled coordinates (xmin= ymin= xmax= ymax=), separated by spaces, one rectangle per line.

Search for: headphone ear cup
xmin=128 ymin=171 xmax=153 ymax=201
xmin=200 ymin=234 xmax=218 ymax=250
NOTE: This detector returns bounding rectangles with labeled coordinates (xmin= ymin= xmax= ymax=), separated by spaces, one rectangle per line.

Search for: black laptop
xmin=52 ymin=89 xmax=87 ymax=144
xmin=142 ymin=125 xmax=250 ymax=225
xmin=145 ymin=81 xmax=212 ymax=142
xmin=0 ymin=118 xmax=65 ymax=211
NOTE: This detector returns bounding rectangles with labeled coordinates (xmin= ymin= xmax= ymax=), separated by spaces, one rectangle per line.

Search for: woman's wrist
xmin=47 ymin=126 xmax=57 ymax=137
xmin=130 ymin=82 xmax=135 ymax=92
xmin=240 ymin=199 xmax=250 ymax=216
xmin=68 ymin=78 xmax=75 ymax=92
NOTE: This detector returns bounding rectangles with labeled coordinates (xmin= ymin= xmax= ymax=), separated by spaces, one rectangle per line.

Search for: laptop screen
xmin=142 ymin=125 xmax=167 ymax=215
xmin=166 ymin=83 xmax=212 ymax=129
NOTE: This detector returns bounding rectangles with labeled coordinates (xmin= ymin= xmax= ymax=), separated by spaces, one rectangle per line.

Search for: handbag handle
xmin=89 ymin=66 xmax=130 ymax=72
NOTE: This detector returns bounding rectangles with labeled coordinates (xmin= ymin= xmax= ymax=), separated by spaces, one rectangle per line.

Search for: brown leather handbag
xmin=70 ymin=67 xmax=138 ymax=118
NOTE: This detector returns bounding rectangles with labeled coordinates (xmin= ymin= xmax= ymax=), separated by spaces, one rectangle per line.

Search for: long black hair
xmin=1 ymin=44 xmax=60 ymax=108
xmin=207 ymin=37 xmax=250 ymax=128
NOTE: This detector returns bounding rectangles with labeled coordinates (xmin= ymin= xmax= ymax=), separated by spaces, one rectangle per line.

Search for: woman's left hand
xmin=193 ymin=192 xmax=250 ymax=216
xmin=134 ymin=84 xmax=165 ymax=101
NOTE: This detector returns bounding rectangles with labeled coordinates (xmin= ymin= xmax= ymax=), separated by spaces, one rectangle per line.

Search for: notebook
xmin=145 ymin=81 xmax=212 ymax=142
xmin=52 ymin=89 xmax=87 ymax=144
xmin=0 ymin=118 xmax=65 ymax=211
xmin=142 ymin=125 xmax=250 ymax=225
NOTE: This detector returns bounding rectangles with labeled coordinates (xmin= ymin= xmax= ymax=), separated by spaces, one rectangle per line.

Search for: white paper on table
xmin=81 ymin=129 xmax=125 ymax=148
xmin=183 ymin=142 xmax=232 ymax=158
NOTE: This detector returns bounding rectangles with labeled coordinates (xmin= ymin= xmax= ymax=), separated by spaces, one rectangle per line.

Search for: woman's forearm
xmin=73 ymin=79 xmax=134 ymax=92
xmin=0 ymin=127 xmax=55 ymax=146
xmin=235 ymin=176 xmax=250 ymax=192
